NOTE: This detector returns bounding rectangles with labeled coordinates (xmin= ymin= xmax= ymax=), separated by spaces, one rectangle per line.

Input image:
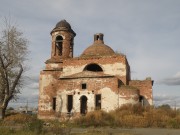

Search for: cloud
xmin=158 ymin=72 xmax=180 ymax=85
xmin=27 ymin=74 xmax=39 ymax=83
xmin=154 ymin=95 xmax=180 ymax=108
xmin=9 ymin=91 xmax=39 ymax=108
xmin=27 ymin=82 xmax=39 ymax=90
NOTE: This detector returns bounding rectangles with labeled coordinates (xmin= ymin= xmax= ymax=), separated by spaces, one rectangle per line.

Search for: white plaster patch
xmin=148 ymin=99 xmax=153 ymax=105
xmin=62 ymin=65 xmax=84 ymax=76
xmin=102 ymin=62 xmax=126 ymax=76
xmin=118 ymin=96 xmax=139 ymax=106
xmin=100 ymin=87 xmax=118 ymax=112
xmin=41 ymin=74 xmax=54 ymax=88
xmin=48 ymin=63 xmax=61 ymax=68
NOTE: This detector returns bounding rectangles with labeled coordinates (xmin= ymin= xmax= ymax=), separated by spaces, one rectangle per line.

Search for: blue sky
xmin=0 ymin=0 xmax=180 ymax=108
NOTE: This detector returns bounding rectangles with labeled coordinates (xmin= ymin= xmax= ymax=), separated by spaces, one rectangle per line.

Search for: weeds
xmin=3 ymin=113 xmax=34 ymax=126
xmin=74 ymin=104 xmax=180 ymax=128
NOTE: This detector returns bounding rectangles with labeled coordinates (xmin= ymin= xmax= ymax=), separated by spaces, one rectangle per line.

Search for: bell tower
xmin=50 ymin=20 xmax=76 ymax=60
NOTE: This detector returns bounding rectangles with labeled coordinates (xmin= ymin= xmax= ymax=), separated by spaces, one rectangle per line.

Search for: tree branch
xmin=0 ymin=54 xmax=10 ymax=95
xmin=10 ymin=64 xmax=23 ymax=95
xmin=3 ymin=54 xmax=13 ymax=69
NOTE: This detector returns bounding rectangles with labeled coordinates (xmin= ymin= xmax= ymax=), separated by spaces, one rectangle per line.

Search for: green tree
xmin=0 ymin=18 xmax=28 ymax=119
xmin=158 ymin=104 xmax=171 ymax=110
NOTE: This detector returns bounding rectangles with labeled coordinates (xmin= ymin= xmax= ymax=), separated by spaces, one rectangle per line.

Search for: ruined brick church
xmin=38 ymin=20 xmax=153 ymax=119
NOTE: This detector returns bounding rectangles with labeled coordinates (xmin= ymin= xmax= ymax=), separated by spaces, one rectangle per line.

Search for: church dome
xmin=55 ymin=20 xmax=71 ymax=29
xmin=81 ymin=43 xmax=115 ymax=57
xmin=80 ymin=33 xmax=115 ymax=58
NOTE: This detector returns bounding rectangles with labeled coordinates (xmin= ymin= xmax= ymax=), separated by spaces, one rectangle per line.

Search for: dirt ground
xmin=70 ymin=127 xmax=180 ymax=135
xmin=127 ymin=128 xmax=179 ymax=135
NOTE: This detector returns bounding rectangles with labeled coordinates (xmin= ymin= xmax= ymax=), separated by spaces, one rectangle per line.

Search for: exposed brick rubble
xmin=38 ymin=20 xmax=153 ymax=120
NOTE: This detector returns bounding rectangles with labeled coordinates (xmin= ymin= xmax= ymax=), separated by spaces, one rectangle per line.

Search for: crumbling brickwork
xmin=38 ymin=20 xmax=153 ymax=120
xmin=129 ymin=79 xmax=153 ymax=106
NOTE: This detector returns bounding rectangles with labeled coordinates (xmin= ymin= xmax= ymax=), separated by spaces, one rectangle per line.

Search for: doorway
xmin=80 ymin=96 xmax=87 ymax=114
xmin=67 ymin=95 xmax=73 ymax=113
xmin=95 ymin=94 xmax=101 ymax=110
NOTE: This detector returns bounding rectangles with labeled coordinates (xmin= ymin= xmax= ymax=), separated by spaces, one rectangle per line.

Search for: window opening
xmin=52 ymin=97 xmax=56 ymax=111
xmin=82 ymin=83 xmax=87 ymax=89
xmin=139 ymin=96 xmax=144 ymax=106
xmin=67 ymin=95 xmax=73 ymax=113
xmin=80 ymin=96 xmax=87 ymax=114
xmin=55 ymin=36 xmax=63 ymax=56
xmin=84 ymin=64 xmax=103 ymax=72
xmin=95 ymin=94 xmax=101 ymax=110
xmin=69 ymin=44 xmax=73 ymax=57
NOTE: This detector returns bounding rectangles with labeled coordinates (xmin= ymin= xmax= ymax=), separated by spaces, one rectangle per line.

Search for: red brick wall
xmin=63 ymin=55 xmax=127 ymax=66
xmin=129 ymin=79 xmax=153 ymax=105
xmin=59 ymin=77 xmax=118 ymax=94
xmin=119 ymin=86 xmax=139 ymax=101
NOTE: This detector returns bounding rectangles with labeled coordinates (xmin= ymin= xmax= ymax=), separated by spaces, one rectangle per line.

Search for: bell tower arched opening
xmin=55 ymin=36 xmax=63 ymax=56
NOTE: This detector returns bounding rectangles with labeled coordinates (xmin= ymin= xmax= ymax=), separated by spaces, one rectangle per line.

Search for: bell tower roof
xmin=55 ymin=20 xmax=71 ymax=29
xmin=50 ymin=19 xmax=76 ymax=36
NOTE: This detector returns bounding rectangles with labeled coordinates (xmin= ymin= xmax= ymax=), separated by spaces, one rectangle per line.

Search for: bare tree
xmin=0 ymin=18 xmax=28 ymax=119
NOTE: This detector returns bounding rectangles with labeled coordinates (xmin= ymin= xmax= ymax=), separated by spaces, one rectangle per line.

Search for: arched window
xmin=84 ymin=64 xmax=103 ymax=72
xmin=55 ymin=36 xmax=63 ymax=56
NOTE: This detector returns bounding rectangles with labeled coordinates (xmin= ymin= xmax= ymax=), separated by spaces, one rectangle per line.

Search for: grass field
xmin=1 ymin=127 xmax=180 ymax=135
xmin=0 ymin=104 xmax=180 ymax=135
xmin=0 ymin=128 xmax=136 ymax=135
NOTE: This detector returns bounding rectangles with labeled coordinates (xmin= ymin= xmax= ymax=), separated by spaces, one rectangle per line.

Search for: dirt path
xmin=132 ymin=128 xmax=180 ymax=135
xmin=70 ymin=128 xmax=180 ymax=135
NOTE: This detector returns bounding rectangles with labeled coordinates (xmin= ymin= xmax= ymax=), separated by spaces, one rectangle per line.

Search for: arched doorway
xmin=80 ymin=96 xmax=87 ymax=114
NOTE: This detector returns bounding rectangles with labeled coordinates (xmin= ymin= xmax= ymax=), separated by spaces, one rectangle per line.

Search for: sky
xmin=0 ymin=0 xmax=180 ymax=109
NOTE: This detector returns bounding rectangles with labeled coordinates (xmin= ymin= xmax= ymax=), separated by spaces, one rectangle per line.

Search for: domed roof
xmin=81 ymin=34 xmax=115 ymax=58
xmin=81 ymin=44 xmax=115 ymax=58
xmin=51 ymin=19 xmax=76 ymax=36
xmin=55 ymin=20 xmax=71 ymax=29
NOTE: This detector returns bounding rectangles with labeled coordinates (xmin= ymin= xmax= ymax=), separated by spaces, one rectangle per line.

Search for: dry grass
xmin=1 ymin=104 xmax=180 ymax=135
xmin=2 ymin=113 xmax=35 ymax=126
xmin=74 ymin=104 xmax=180 ymax=128
xmin=71 ymin=132 xmax=136 ymax=135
